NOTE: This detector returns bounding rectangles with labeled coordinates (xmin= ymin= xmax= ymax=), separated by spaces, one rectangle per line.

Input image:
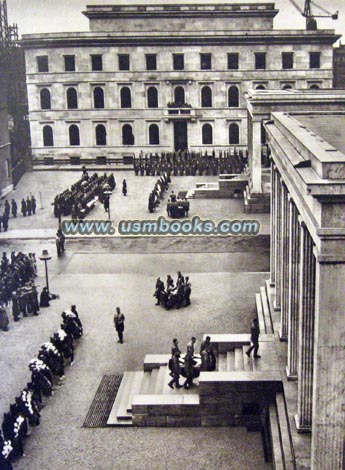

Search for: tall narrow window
xmin=119 ymin=54 xmax=130 ymax=71
xmin=120 ymin=87 xmax=132 ymax=108
xmin=40 ymin=88 xmax=51 ymax=110
xmin=174 ymin=86 xmax=185 ymax=106
xmin=202 ymin=123 xmax=213 ymax=145
xmin=229 ymin=123 xmax=239 ymax=144
xmin=93 ymin=87 xmax=104 ymax=109
xmin=64 ymin=55 xmax=75 ymax=72
xmin=201 ymin=86 xmax=212 ymax=108
xmin=43 ymin=125 xmax=54 ymax=146
xmin=95 ymin=124 xmax=107 ymax=145
xmin=255 ymin=52 xmax=266 ymax=70
xmin=37 ymin=56 xmax=49 ymax=72
xmin=173 ymin=54 xmax=184 ymax=70
xmin=282 ymin=52 xmax=294 ymax=69
xmin=122 ymin=124 xmax=134 ymax=145
xmin=67 ymin=87 xmax=78 ymax=109
xmin=149 ymin=124 xmax=159 ymax=145
xmin=147 ymin=87 xmax=158 ymax=108
xmin=91 ymin=54 xmax=103 ymax=71
xmin=228 ymin=86 xmax=239 ymax=107
xmin=200 ymin=53 xmax=212 ymax=70
xmin=146 ymin=54 xmax=157 ymax=71
xmin=69 ymin=125 xmax=80 ymax=146
xmin=309 ymin=52 xmax=321 ymax=69
xmin=227 ymin=53 xmax=239 ymax=70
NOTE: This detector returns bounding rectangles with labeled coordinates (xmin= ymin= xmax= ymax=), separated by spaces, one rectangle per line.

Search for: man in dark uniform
xmin=11 ymin=200 xmax=17 ymax=218
xmin=246 ymin=318 xmax=261 ymax=358
xmin=114 ymin=307 xmax=125 ymax=343
xmin=31 ymin=196 xmax=37 ymax=215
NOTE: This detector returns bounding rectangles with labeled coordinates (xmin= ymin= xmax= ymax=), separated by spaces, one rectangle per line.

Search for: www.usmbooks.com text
xmin=61 ymin=217 xmax=260 ymax=236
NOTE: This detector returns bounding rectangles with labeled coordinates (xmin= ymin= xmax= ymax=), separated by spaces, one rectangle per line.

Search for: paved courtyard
xmin=0 ymin=169 xmax=271 ymax=470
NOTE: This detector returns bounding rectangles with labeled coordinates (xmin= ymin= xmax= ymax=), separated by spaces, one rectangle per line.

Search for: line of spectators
xmin=53 ymin=172 xmax=116 ymax=220
xmin=0 ymin=306 xmax=83 ymax=469
xmin=148 ymin=172 xmax=170 ymax=213
xmin=134 ymin=149 xmax=248 ymax=177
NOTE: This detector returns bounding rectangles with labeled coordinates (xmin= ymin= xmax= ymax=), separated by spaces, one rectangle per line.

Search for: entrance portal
xmin=174 ymin=121 xmax=188 ymax=151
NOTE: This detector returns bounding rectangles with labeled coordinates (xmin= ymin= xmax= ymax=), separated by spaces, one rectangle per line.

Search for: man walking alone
xmin=246 ymin=318 xmax=261 ymax=359
xmin=114 ymin=307 xmax=125 ymax=344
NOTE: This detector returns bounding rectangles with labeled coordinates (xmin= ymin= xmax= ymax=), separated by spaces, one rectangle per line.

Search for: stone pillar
xmin=270 ymin=161 xmax=276 ymax=286
xmin=279 ymin=183 xmax=289 ymax=341
xmin=274 ymin=171 xmax=281 ymax=310
xmin=295 ymin=221 xmax=315 ymax=433
xmin=286 ymin=200 xmax=299 ymax=380
xmin=250 ymin=119 xmax=262 ymax=194
xmin=310 ymin=260 xmax=345 ymax=470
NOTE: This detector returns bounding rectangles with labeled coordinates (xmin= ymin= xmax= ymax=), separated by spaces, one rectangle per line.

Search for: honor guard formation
xmin=148 ymin=172 xmax=171 ymax=213
xmin=0 ymin=307 xmax=83 ymax=470
xmin=154 ymin=271 xmax=192 ymax=310
xmin=0 ymin=196 xmax=37 ymax=233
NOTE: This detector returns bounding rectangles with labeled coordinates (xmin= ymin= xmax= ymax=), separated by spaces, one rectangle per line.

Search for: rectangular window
xmin=200 ymin=53 xmax=212 ymax=70
xmin=146 ymin=54 xmax=157 ymax=71
xmin=64 ymin=55 xmax=75 ymax=72
xmin=119 ymin=54 xmax=130 ymax=71
xmin=310 ymin=52 xmax=321 ymax=69
xmin=227 ymin=53 xmax=239 ymax=70
xmin=255 ymin=52 xmax=266 ymax=70
xmin=282 ymin=52 xmax=293 ymax=69
xmin=91 ymin=54 xmax=103 ymax=71
xmin=173 ymin=53 xmax=184 ymax=71
xmin=37 ymin=55 xmax=49 ymax=73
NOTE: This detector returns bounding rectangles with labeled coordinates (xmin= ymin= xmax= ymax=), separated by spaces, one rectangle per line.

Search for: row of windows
xmin=41 ymin=122 xmax=240 ymax=147
xmin=36 ymin=51 xmax=322 ymax=73
xmin=39 ymin=85 xmax=240 ymax=110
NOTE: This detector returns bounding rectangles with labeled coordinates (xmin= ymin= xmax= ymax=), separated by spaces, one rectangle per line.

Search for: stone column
xmin=286 ymin=200 xmax=299 ymax=380
xmin=270 ymin=161 xmax=276 ymax=286
xmin=273 ymin=171 xmax=281 ymax=310
xmin=279 ymin=184 xmax=289 ymax=341
xmin=250 ymin=119 xmax=262 ymax=194
xmin=310 ymin=259 xmax=345 ymax=470
xmin=295 ymin=221 xmax=315 ymax=433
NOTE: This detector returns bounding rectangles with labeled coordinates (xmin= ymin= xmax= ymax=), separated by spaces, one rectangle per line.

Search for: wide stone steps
xmin=218 ymin=341 xmax=278 ymax=374
xmin=269 ymin=393 xmax=295 ymax=470
xmin=256 ymin=284 xmax=274 ymax=334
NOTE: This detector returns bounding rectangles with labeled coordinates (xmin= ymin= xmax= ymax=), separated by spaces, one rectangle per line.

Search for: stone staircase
xmin=256 ymin=280 xmax=274 ymax=334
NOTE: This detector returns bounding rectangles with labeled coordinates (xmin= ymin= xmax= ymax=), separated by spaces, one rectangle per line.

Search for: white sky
xmin=6 ymin=0 xmax=345 ymax=44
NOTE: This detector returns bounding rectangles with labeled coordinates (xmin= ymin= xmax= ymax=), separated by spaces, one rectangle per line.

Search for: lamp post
xmin=39 ymin=249 xmax=52 ymax=293
xmin=103 ymin=189 xmax=112 ymax=220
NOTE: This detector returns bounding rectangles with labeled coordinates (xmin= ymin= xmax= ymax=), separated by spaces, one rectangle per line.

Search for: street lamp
xmin=39 ymin=249 xmax=52 ymax=293
xmin=103 ymin=189 xmax=113 ymax=220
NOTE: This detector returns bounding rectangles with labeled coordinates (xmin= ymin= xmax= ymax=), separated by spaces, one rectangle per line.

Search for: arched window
xmin=69 ymin=125 xmax=80 ymax=146
xmin=229 ymin=123 xmax=239 ymax=145
xmin=309 ymin=84 xmax=320 ymax=90
xmin=228 ymin=86 xmax=239 ymax=107
xmin=174 ymin=86 xmax=185 ymax=106
xmin=40 ymin=88 xmax=51 ymax=110
xmin=255 ymin=85 xmax=266 ymax=90
xmin=202 ymin=123 xmax=213 ymax=145
xmin=120 ymin=87 xmax=132 ymax=108
xmin=43 ymin=125 xmax=54 ymax=146
xmin=95 ymin=124 xmax=107 ymax=145
xmin=282 ymin=84 xmax=293 ymax=90
xmin=122 ymin=124 xmax=134 ymax=145
xmin=201 ymin=86 xmax=212 ymax=108
xmin=93 ymin=87 xmax=104 ymax=109
xmin=147 ymin=87 xmax=158 ymax=108
xmin=149 ymin=124 xmax=159 ymax=145
xmin=67 ymin=87 xmax=78 ymax=109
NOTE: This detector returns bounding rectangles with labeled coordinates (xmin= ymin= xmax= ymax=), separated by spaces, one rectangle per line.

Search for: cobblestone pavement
xmin=0 ymin=170 xmax=271 ymax=470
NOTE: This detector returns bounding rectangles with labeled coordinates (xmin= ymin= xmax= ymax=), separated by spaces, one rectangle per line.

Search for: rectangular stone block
xmin=201 ymin=415 xmax=235 ymax=427
xmin=166 ymin=416 xmax=201 ymax=427
xmin=145 ymin=416 xmax=167 ymax=427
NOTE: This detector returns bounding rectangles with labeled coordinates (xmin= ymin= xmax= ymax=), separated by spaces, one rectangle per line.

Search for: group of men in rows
xmin=168 ymin=336 xmax=216 ymax=390
xmin=0 ymin=306 xmax=83 ymax=469
xmin=134 ymin=149 xmax=248 ymax=177
xmin=53 ymin=172 xmax=116 ymax=220
xmin=154 ymin=271 xmax=192 ymax=310
xmin=166 ymin=191 xmax=190 ymax=219
xmin=0 ymin=196 xmax=37 ymax=233
xmin=148 ymin=172 xmax=171 ymax=213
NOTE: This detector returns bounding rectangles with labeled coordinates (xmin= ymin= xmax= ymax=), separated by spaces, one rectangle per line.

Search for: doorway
xmin=174 ymin=121 xmax=188 ymax=151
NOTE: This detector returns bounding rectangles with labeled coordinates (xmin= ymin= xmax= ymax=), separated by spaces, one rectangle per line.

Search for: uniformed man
xmin=114 ymin=307 xmax=125 ymax=343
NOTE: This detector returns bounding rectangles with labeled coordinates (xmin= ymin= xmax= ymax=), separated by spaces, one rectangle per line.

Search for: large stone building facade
xmin=20 ymin=3 xmax=339 ymax=163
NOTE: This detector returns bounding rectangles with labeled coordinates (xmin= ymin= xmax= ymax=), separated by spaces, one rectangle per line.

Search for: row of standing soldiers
xmin=166 ymin=191 xmax=190 ymax=218
xmin=134 ymin=149 xmax=248 ymax=177
xmin=148 ymin=172 xmax=170 ymax=213
xmin=53 ymin=172 xmax=116 ymax=220
xmin=0 ymin=307 xmax=83 ymax=469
